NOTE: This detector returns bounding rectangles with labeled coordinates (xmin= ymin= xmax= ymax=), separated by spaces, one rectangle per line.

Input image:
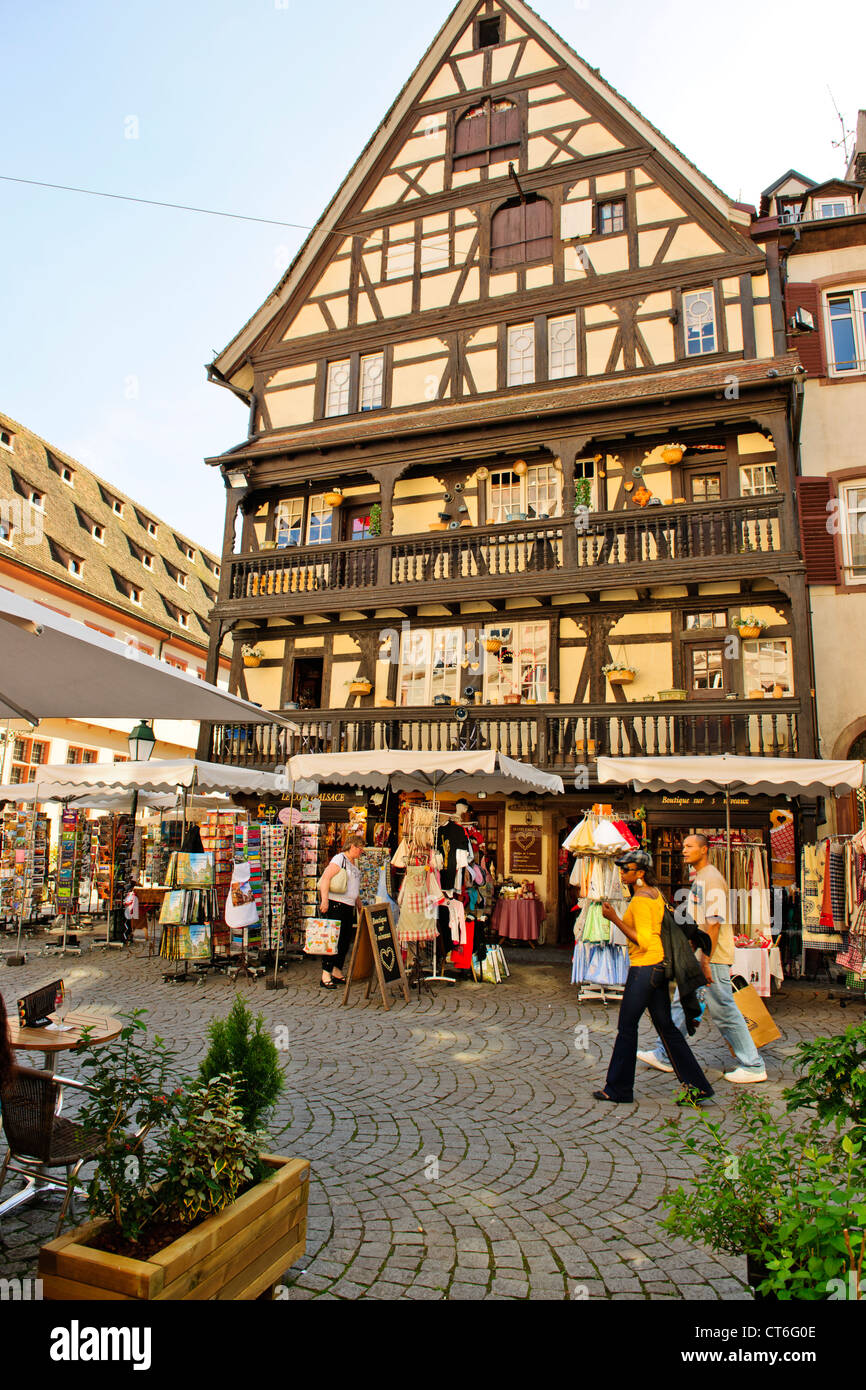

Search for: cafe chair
xmin=0 ymin=1067 xmax=104 ymax=1235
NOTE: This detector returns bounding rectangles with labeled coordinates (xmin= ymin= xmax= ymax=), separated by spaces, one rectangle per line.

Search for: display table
xmin=493 ymin=896 xmax=542 ymax=943
xmin=732 ymin=945 xmax=784 ymax=999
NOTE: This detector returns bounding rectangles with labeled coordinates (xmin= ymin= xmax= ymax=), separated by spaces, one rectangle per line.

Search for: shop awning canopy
xmin=0 ymin=588 xmax=291 ymax=727
xmin=288 ymin=749 xmax=564 ymax=796
xmin=596 ymin=755 xmax=865 ymax=799
xmin=0 ymin=758 xmax=315 ymax=800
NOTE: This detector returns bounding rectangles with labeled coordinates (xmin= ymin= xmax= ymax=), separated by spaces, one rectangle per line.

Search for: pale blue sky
xmin=1 ymin=0 xmax=861 ymax=550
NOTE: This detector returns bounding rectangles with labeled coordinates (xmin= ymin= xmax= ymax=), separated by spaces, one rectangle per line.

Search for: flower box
xmin=503 ymin=693 xmax=522 ymax=705
xmin=38 ymin=1156 xmax=309 ymax=1302
xmin=349 ymin=680 xmax=372 ymax=695
xmin=658 ymin=688 xmax=687 ymax=701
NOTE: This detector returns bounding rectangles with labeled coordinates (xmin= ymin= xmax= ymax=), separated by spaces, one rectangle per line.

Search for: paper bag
xmin=730 ymin=975 xmax=781 ymax=1049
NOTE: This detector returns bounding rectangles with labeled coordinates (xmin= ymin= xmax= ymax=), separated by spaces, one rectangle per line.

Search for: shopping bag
xmin=303 ymin=918 xmax=341 ymax=955
xmin=730 ymin=975 xmax=782 ymax=1049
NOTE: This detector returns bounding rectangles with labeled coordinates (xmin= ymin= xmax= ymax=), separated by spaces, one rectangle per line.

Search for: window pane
xmin=843 ymin=485 xmax=866 ymax=572
xmin=307 ymin=494 xmax=333 ymax=544
xmin=518 ymin=622 xmax=549 ymax=702
xmin=684 ymin=290 xmax=716 ymax=356
xmin=548 ymin=315 xmax=577 ymax=379
xmin=400 ymin=631 xmax=432 ymax=707
xmin=739 ymin=464 xmax=777 ymax=496
xmin=430 ymin=629 xmax=461 ymax=703
xmin=325 ymin=360 xmax=351 ymax=416
xmin=526 ymin=464 xmax=560 ymax=519
xmin=276 ymin=500 xmax=303 ymax=548
xmin=507 ymin=324 xmax=535 ymax=386
xmin=685 ymin=612 xmax=727 ymax=629
xmin=744 ymin=639 xmax=792 ymax=694
xmin=489 ymin=470 xmax=521 ymax=523
xmin=599 ymin=201 xmax=625 ymax=234
xmin=692 ymin=647 xmax=724 ymax=690
xmin=828 ymin=295 xmax=859 ymax=371
xmin=360 ymin=353 xmax=384 ymax=411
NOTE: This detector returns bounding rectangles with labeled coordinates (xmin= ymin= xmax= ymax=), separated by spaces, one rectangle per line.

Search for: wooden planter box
xmin=38 ymin=1155 xmax=309 ymax=1302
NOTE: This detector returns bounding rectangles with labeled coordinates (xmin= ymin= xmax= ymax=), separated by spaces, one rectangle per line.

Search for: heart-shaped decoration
xmin=515 ymin=831 xmax=536 ymax=853
xmin=380 ymin=947 xmax=396 ymax=973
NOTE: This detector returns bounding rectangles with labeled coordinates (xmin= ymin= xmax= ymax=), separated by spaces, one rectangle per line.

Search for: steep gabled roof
xmin=212 ymin=0 xmax=752 ymax=381
xmin=761 ymin=169 xmax=817 ymax=198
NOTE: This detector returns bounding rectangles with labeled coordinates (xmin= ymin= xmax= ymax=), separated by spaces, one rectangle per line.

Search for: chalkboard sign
xmin=509 ymin=825 xmax=543 ymax=875
xmin=342 ymin=903 xmax=409 ymax=1009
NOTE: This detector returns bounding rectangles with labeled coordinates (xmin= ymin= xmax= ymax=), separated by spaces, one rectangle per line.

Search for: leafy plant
xmin=574 ymin=478 xmax=593 ymax=510
xmin=76 ymin=1010 xmax=183 ymax=1242
xmin=157 ymin=1076 xmax=267 ymax=1227
xmin=241 ymin=644 xmax=264 ymax=660
xmin=738 ymin=616 xmax=768 ymax=630
xmin=368 ymin=503 xmax=382 ymax=537
xmin=198 ymin=996 xmax=285 ymax=1131
xmin=602 ymin=661 xmax=635 ymax=674
xmin=783 ymin=1020 xmax=866 ymax=1136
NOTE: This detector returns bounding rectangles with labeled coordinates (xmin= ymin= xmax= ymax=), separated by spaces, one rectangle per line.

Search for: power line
xmin=0 ymin=173 xmax=319 ymax=232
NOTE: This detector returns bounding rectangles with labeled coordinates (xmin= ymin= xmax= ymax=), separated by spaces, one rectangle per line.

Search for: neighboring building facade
xmin=753 ymin=114 xmax=866 ymax=828
xmin=0 ymin=410 xmax=230 ymax=792
xmin=200 ymin=0 xmax=818 ymax=918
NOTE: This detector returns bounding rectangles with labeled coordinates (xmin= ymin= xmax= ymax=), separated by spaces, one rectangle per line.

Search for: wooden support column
xmin=371 ymin=463 xmax=401 ymax=589
xmin=543 ymin=434 xmax=594 ymax=572
xmin=753 ymin=410 xmax=798 ymax=554
xmin=198 ymin=477 xmax=248 ymax=758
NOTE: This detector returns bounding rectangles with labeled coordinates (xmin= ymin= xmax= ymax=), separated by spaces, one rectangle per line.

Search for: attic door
xmin=491 ymin=198 xmax=552 ymax=269
xmin=454 ymin=99 xmax=520 ymax=172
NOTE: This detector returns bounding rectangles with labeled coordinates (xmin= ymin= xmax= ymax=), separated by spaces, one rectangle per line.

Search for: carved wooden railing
xmin=226 ymin=498 xmax=784 ymax=603
xmin=206 ymin=698 xmax=802 ymax=772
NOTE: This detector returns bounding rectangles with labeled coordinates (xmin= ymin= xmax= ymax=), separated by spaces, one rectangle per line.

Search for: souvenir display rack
xmin=1 ymin=806 xmax=50 ymax=930
xmin=564 ymin=805 xmax=634 ymax=1004
xmin=94 ymin=814 xmax=134 ymax=945
xmin=158 ymin=850 xmax=219 ymax=983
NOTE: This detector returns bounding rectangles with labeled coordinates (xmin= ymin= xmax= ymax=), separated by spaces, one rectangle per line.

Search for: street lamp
xmin=128 ymin=719 xmax=155 ymax=762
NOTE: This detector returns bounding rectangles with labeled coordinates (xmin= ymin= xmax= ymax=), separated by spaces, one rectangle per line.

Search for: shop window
xmin=825 ymin=288 xmax=866 ymax=375
xmin=491 ymin=195 xmax=553 ymax=270
xmin=743 ymin=638 xmax=793 ymax=695
xmin=739 ymin=464 xmax=777 ymax=496
xmin=688 ymin=644 xmax=726 ymax=695
xmin=838 ymin=481 xmax=866 ymax=582
xmin=325 ymin=359 xmax=352 ymax=417
xmin=685 ymin=611 xmax=727 ymax=629
xmin=454 ymin=98 xmax=520 ymax=173
xmin=399 ymin=627 xmax=464 ymax=707
xmin=307 ymin=494 xmax=334 ymax=545
xmin=507 ymin=323 xmax=535 ymax=386
xmin=483 ymin=622 xmax=549 ymax=703
xmin=275 ymin=499 xmax=303 ymax=548
xmin=360 ymin=353 xmax=384 ymax=411
xmin=548 ymin=314 xmax=577 ymax=379
xmin=489 ymin=464 xmax=560 ymax=521
xmin=683 ymin=288 xmax=717 ymax=356
xmin=597 ymin=200 xmax=625 ymax=235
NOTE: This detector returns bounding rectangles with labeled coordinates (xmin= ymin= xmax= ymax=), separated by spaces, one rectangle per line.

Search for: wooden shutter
xmin=785 ymin=283 xmax=826 ymax=377
xmin=796 ymin=477 xmax=840 ymax=584
xmin=454 ymin=105 xmax=489 ymax=171
xmin=491 ymin=203 xmax=525 ymax=269
xmin=525 ymin=198 xmax=553 ymax=262
xmin=490 ymin=100 xmax=520 ymax=161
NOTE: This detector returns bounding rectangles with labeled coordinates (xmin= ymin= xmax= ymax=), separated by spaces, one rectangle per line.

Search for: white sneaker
xmin=637 ymin=1049 xmax=673 ymax=1073
xmin=724 ymin=1067 xmax=767 ymax=1084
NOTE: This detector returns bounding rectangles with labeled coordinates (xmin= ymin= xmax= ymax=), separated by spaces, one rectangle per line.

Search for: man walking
xmin=637 ymin=832 xmax=767 ymax=1084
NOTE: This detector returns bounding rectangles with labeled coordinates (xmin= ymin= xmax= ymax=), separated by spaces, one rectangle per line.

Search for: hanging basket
xmin=484 ymin=637 xmax=503 ymax=654
xmin=606 ymin=669 xmax=635 ymax=685
xmin=349 ymin=680 xmax=372 ymax=695
xmin=243 ymin=656 xmax=262 ymax=668
xmin=661 ymin=445 xmax=685 ymax=464
xmin=323 ymin=491 xmax=344 ymax=508
xmin=737 ymin=624 xmax=763 ymax=639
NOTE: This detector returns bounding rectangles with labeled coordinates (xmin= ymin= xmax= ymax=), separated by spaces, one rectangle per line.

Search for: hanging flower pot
xmin=737 ymin=617 xmax=768 ymax=639
xmin=604 ymin=664 xmax=636 ymax=685
xmin=485 ymin=637 xmax=503 ymax=654
xmin=242 ymin=645 xmax=264 ymax=668
xmin=661 ymin=445 xmax=685 ymax=464
xmin=349 ymin=679 xmax=372 ymax=695
xmin=513 ymin=459 xmax=528 ymax=476
xmin=324 ymin=491 xmax=344 ymax=507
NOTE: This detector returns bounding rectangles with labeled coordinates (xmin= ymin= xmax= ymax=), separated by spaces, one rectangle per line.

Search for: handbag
xmin=303 ymin=918 xmax=341 ymax=955
xmin=317 ymin=854 xmax=348 ymax=897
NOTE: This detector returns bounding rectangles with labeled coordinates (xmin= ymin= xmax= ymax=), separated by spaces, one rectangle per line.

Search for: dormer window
xmin=814 ymin=197 xmax=853 ymax=220
xmin=477 ymin=14 xmax=502 ymax=47
xmin=61 ymin=467 xmax=74 ymax=486
xmin=130 ymin=586 xmax=142 ymax=605
xmin=0 ymin=429 xmax=14 ymax=452
xmin=325 ymin=359 xmax=351 ymax=417
xmin=454 ymin=98 xmax=520 ymax=173
xmin=30 ymin=490 xmax=45 ymax=511
xmin=93 ymin=523 xmax=105 ymax=543
xmin=142 ymin=553 xmax=153 ymax=570
xmin=683 ymin=288 xmax=717 ymax=356
xmin=68 ymin=557 xmax=83 ymax=578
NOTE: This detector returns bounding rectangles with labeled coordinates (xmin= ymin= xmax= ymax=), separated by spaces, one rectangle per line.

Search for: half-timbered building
xmin=199 ymin=0 xmax=818 ymax=921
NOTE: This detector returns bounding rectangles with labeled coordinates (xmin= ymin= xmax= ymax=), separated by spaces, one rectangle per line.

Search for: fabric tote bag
xmin=303 ymin=918 xmax=341 ymax=955
xmin=317 ymin=854 xmax=348 ymax=897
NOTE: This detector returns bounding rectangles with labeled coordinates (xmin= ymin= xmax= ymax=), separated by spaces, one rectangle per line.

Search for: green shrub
xmin=198 ymin=996 xmax=285 ymax=1131
xmin=783 ymin=1019 xmax=866 ymax=1136
xmin=157 ymin=1076 xmax=267 ymax=1227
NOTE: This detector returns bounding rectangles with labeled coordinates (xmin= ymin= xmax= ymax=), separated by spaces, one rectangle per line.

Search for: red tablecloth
xmin=493 ymin=897 xmax=542 ymax=942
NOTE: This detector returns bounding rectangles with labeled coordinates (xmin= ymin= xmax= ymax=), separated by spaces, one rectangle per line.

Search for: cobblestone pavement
xmin=0 ymin=937 xmax=854 ymax=1300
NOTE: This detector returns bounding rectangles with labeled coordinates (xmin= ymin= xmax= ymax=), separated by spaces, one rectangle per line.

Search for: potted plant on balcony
xmin=347 ymin=676 xmax=373 ymax=696
xmin=368 ymin=503 xmax=382 ymax=538
xmin=574 ymin=477 xmax=593 ymax=511
xmin=661 ymin=444 xmax=685 ymax=464
xmin=603 ymin=662 xmax=636 ymax=686
xmin=242 ymin=644 xmax=265 ymax=668
xmin=323 ymin=489 xmax=344 ymax=508
xmin=658 ymin=688 xmax=688 ymax=701
xmin=39 ymin=1009 xmax=307 ymax=1302
xmin=737 ymin=615 xmax=768 ymax=639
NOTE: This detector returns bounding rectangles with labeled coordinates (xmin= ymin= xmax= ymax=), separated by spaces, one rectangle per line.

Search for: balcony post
xmin=543 ymin=434 xmax=593 ymax=571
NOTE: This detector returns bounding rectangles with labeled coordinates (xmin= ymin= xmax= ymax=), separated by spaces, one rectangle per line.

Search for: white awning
xmin=0 ymin=758 xmax=315 ymax=800
xmin=288 ymin=749 xmax=563 ymax=796
xmin=596 ymin=755 xmax=865 ymax=798
xmin=0 ymin=588 xmax=290 ymax=726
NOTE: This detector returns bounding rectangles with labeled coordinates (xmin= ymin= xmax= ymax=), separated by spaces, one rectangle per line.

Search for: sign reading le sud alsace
xmin=509 ymin=825 xmax=543 ymax=875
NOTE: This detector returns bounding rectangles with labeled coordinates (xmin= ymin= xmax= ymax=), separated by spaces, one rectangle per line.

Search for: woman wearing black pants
xmin=318 ymin=834 xmax=364 ymax=990
xmin=593 ymin=850 xmax=713 ymax=1104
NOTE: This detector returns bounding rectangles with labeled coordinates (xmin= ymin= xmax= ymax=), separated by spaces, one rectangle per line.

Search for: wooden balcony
xmin=204 ymin=698 xmax=803 ymax=776
xmin=222 ymin=497 xmax=789 ymax=614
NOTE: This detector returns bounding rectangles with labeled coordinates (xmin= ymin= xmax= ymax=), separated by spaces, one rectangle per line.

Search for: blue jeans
xmin=652 ymin=963 xmax=764 ymax=1072
xmin=605 ymin=963 xmax=714 ymax=1102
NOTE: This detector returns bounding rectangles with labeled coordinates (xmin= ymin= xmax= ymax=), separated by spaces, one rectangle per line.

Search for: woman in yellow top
xmin=592 ymin=849 xmax=713 ymax=1105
